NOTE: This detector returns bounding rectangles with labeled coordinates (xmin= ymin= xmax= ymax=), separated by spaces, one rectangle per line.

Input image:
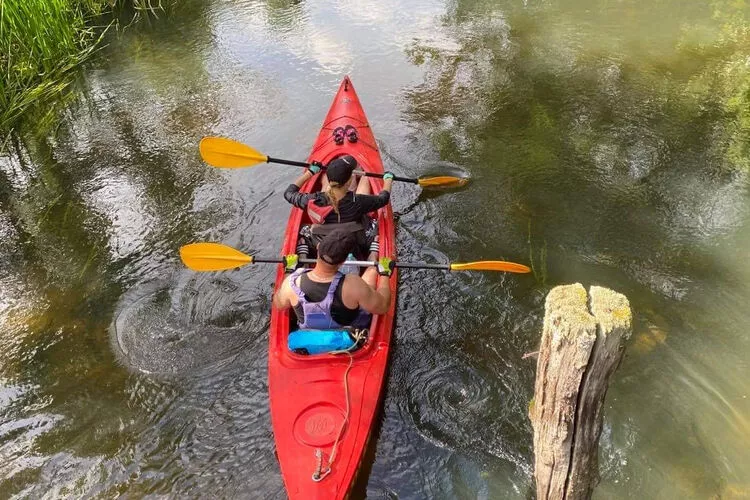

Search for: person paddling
xmin=283 ymin=154 xmax=394 ymax=259
xmin=272 ymin=229 xmax=394 ymax=329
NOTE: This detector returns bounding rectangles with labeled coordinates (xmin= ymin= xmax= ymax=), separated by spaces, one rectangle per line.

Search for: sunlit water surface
xmin=1 ymin=0 xmax=749 ymax=498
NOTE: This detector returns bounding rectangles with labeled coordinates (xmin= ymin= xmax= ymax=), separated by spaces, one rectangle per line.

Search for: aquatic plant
xmin=527 ymin=219 xmax=548 ymax=286
xmin=1 ymin=1 xmax=93 ymax=134
xmin=0 ymin=0 xmax=170 ymax=143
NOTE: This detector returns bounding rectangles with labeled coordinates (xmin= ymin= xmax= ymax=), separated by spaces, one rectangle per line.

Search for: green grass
xmin=0 ymin=0 xmax=168 ymax=141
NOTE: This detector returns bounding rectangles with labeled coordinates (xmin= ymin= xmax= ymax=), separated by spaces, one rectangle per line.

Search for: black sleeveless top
xmin=293 ymin=273 xmax=360 ymax=326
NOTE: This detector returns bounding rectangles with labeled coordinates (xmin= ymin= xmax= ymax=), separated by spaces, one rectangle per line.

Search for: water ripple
xmin=109 ymin=276 xmax=266 ymax=376
xmin=406 ymin=353 xmax=496 ymax=452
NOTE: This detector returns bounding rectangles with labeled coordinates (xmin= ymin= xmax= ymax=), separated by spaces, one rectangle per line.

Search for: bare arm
xmin=355 ymin=169 xmax=391 ymax=196
xmin=293 ymin=169 xmax=314 ymax=188
xmin=352 ymin=275 xmax=391 ymax=315
xmin=272 ymin=279 xmax=293 ymax=310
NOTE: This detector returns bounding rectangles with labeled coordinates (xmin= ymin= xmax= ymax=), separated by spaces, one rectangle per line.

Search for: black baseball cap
xmin=318 ymin=229 xmax=357 ymax=265
xmin=326 ymin=155 xmax=357 ymax=184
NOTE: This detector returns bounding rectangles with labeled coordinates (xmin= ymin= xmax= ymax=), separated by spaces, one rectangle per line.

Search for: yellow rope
xmin=312 ymin=328 xmax=367 ymax=482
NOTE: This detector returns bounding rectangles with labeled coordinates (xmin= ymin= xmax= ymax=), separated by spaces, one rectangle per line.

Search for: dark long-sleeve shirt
xmin=284 ymin=184 xmax=390 ymax=223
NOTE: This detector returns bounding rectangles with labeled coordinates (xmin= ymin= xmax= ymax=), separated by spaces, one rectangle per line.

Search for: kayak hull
xmin=269 ymin=76 xmax=397 ymax=499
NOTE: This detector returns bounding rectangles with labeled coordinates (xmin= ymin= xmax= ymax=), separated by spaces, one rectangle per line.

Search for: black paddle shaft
xmin=252 ymin=256 xmax=450 ymax=270
xmin=266 ymin=156 xmax=418 ymax=184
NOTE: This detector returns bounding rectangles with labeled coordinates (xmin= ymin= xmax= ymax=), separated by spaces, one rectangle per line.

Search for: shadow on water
xmin=379 ymin=140 xmax=473 ymax=218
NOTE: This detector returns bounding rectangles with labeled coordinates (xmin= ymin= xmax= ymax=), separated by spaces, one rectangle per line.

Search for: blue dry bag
xmin=288 ymin=329 xmax=356 ymax=355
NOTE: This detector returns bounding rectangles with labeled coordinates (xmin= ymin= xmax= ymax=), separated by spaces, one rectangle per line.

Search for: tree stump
xmin=529 ymin=284 xmax=632 ymax=500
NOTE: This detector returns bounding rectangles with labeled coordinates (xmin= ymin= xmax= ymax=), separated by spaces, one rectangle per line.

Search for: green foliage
xmin=0 ymin=0 xmax=171 ymax=142
xmin=527 ymin=219 xmax=547 ymax=286
xmin=0 ymin=0 xmax=95 ymax=134
xmin=407 ymin=0 xmax=750 ymax=177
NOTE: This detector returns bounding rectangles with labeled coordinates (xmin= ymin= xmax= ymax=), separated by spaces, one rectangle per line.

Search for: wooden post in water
xmin=529 ymin=284 xmax=632 ymax=500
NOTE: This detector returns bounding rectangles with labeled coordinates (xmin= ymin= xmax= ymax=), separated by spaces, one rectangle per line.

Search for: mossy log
xmin=529 ymin=284 xmax=632 ymax=500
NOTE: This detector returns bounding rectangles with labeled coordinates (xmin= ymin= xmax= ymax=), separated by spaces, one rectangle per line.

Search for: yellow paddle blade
xmin=180 ymin=242 xmax=254 ymax=271
xmin=450 ymin=261 xmax=532 ymax=273
xmin=199 ymin=137 xmax=269 ymax=168
xmin=417 ymin=176 xmax=469 ymax=188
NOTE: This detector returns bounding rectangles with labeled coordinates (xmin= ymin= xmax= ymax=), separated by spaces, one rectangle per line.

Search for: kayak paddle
xmin=199 ymin=137 xmax=468 ymax=188
xmin=180 ymin=242 xmax=531 ymax=274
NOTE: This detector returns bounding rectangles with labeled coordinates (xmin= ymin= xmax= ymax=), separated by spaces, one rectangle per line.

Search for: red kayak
xmin=269 ymin=76 xmax=398 ymax=499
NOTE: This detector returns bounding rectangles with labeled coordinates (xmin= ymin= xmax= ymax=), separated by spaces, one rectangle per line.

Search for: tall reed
xmin=0 ymin=0 xmax=165 ymax=139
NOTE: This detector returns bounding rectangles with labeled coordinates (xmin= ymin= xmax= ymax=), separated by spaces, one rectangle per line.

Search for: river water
xmin=1 ymin=0 xmax=749 ymax=498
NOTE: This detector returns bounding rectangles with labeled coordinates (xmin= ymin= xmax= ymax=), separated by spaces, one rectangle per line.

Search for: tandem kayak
xmin=268 ymin=76 xmax=398 ymax=499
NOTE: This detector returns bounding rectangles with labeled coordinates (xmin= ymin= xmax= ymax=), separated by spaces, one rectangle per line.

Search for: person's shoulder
xmin=342 ymin=272 xmax=361 ymax=283
xmin=342 ymin=273 xmax=366 ymax=291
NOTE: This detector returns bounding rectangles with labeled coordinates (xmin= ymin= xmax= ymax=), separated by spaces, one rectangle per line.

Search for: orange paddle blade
xmin=450 ymin=261 xmax=531 ymax=273
xmin=417 ymin=175 xmax=469 ymax=188
xmin=199 ymin=137 xmax=269 ymax=168
xmin=180 ymin=242 xmax=253 ymax=271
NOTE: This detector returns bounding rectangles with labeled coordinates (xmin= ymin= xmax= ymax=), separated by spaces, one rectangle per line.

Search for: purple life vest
xmin=288 ymin=269 xmax=370 ymax=329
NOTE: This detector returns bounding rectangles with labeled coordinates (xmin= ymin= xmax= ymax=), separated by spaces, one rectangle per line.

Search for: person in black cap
xmin=283 ymin=154 xmax=394 ymax=260
xmin=272 ymin=228 xmax=394 ymax=329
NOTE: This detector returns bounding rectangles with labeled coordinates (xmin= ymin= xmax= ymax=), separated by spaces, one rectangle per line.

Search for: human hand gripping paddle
xmin=179 ymin=242 xmax=531 ymax=274
xmin=199 ymin=137 xmax=469 ymax=188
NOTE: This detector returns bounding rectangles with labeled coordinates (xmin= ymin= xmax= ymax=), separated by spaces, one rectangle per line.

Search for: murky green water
xmin=2 ymin=0 xmax=749 ymax=498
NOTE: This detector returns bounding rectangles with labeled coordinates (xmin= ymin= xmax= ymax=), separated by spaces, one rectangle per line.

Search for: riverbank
xmin=0 ymin=0 xmax=169 ymax=144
